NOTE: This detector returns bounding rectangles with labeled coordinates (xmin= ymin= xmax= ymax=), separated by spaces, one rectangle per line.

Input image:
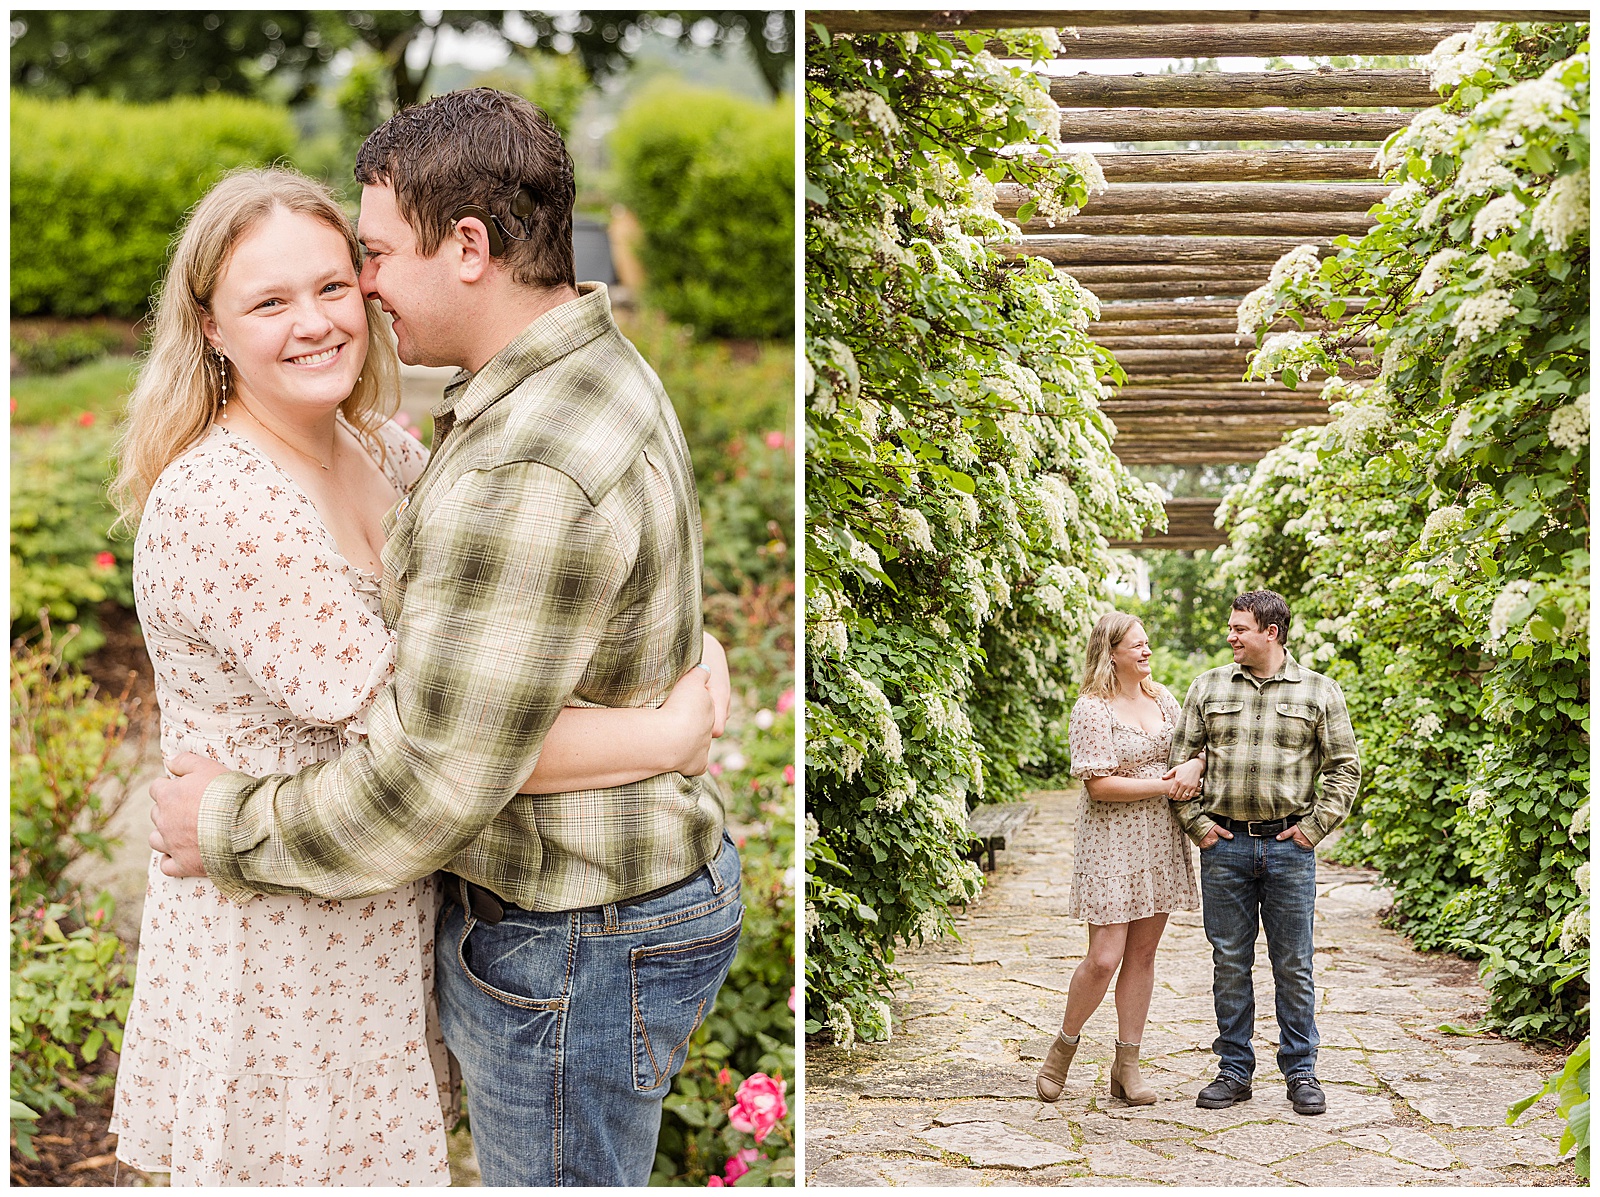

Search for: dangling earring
xmin=215 ymin=348 xmax=229 ymax=418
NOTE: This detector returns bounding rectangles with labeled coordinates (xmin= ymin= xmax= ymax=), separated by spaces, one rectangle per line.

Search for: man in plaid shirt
xmin=1167 ymin=590 xmax=1360 ymax=1117
xmin=150 ymin=90 xmax=743 ymax=1185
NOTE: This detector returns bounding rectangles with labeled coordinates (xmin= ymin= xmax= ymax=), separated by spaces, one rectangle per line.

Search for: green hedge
xmin=610 ymin=82 xmax=794 ymax=341
xmin=11 ymin=93 xmax=297 ymax=317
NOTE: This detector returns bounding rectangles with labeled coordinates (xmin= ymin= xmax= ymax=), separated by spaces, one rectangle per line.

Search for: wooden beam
xmin=1096 ymin=333 xmax=1258 ymax=350
xmin=1058 ymin=108 xmax=1410 ymax=143
xmin=1014 ymin=24 xmax=1477 ymax=59
xmin=1092 ymin=317 xmax=1283 ymax=335
xmin=1069 ymin=263 xmax=1270 ymax=283
xmin=1060 ymin=182 xmax=1393 ymax=215
xmin=1110 ymin=384 xmax=1323 ymax=400
xmin=1085 ymin=282 xmax=1262 ymax=300
xmin=1047 ymin=69 xmax=1437 ymax=109
xmin=1017 ymin=211 xmax=1375 ymax=236
xmin=809 ymin=11 xmax=1582 ymax=34
xmin=1113 ymin=443 xmax=1286 ymax=465
xmin=1096 ymin=298 xmax=1253 ymax=320
xmin=1091 ymin=150 xmax=1383 ymax=182
xmin=1105 ymin=397 xmax=1332 ymax=415
xmin=1009 ymin=235 xmax=1332 ymax=265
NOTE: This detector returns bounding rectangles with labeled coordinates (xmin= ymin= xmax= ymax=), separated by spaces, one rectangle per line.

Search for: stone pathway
xmin=806 ymin=789 xmax=1581 ymax=1187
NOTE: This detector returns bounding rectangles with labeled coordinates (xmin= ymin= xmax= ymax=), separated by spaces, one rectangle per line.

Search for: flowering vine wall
xmin=804 ymin=25 xmax=1163 ymax=1044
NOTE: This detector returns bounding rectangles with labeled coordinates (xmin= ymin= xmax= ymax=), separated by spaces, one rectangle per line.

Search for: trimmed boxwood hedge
xmin=610 ymin=82 xmax=794 ymax=341
xmin=11 ymin=93 xmax=297 ymax=318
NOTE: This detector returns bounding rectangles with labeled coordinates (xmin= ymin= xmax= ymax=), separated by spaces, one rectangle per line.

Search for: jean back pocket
xmin=629 ymin=915 xmax=743 ymax=1093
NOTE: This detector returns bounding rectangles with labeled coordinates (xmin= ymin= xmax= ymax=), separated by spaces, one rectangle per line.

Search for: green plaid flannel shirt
xmin=1166 ymin=653 xmax=1361 ymax=847
xmin=199 ymin=284 xmax=725 ymax=910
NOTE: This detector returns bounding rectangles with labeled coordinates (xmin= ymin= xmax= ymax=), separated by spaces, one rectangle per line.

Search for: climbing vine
xmin=1221 ymin=20 xmax=1589 ymax=1038
xmin=804 ymin=24 xmax=1163 ymax=1044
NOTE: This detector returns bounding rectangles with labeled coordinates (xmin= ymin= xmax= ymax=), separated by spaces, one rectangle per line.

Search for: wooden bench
xmin=965 ymin=802 xmax=1034 ymax=872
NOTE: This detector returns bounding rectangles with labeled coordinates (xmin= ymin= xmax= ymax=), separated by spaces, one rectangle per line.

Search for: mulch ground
xmin=80 ymin=602 xmax=158 ymax=738
xmin=9 ymin=1054 xmax=151 ymax=1187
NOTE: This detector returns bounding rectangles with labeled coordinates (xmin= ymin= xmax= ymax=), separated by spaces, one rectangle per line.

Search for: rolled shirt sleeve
xmin=199 ymin=462 xmax=628 ymax=902
xmin=1166 ymin=678 xmax=1217 ymax=845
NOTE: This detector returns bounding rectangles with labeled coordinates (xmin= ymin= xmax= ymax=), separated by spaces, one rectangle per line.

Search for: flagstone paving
xmin=805 ymin=788 xmax=1581 ymax=1187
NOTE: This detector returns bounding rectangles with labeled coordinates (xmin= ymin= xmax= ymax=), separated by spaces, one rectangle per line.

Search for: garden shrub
xmin=804 ymin=26 xmax=1164 ymax=1044
xmin=11 ymin=421 xmax=133 ymax=659
xmin=11 ymin=325 xmax=126 ymax=375
xmin=11 ymin=93 xmax=296 ymax=317
xmin=610 ymin=81 xmax=794 ymax=340
xmin=1221 ymin=20 xmax=1589 ymax=1039
xmin=10 ymin=629 xmax=141 ymax=1155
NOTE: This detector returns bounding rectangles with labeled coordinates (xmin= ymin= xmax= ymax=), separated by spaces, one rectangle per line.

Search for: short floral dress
xmin=1066 ymin=686 xmax=1199 ymax=925
xmin=109 ymin=419 xmax=454 ymax=1187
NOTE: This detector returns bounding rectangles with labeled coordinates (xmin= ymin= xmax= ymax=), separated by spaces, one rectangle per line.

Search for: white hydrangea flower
xmin=1531 ymin=170 xmax=1589 ymax=251
xmin=804 ymin=813 xmax=820 ymax=846
xmin=1415 ymin=712 xmax=1444 ymax=740
xmin=1546 ymin=392 xmax=1589 ymax=451
xmin=1423 ymin=24 xmax=1496 ymax=90
xmin=1478 ymin=251 xmax=1531 ymax=286
xmin=804 ymin=902 xmax=821 ymax=937
xmin=1033 ymin=26 xmax=1064 ymax=54
xmin=835 ymin=89 xmax=902 ymax=139
xmin=1252 ymin=330 xmax=1319 ymax=374
xmin=1235 ymin=283 xmax=1276 ymax=339
xmin=826 ymin=1001 xmax=856 ymax=1050
xmin=1378 ymin=106 xmax=1467 ymax=170
xmin=1577 ymin=862 xmax=1591 ymax=895
xmin=1493 ymin=75 xmax=1576 ymax=136
xmin=1559 ymin=907 xmax=1589 ymax=954
xmin=849 ymin=536 xmax=882 ymax=573
xmin=1068 ymin=150 xmax=1107 ymax=194
xmin=1416 ymin=249 xmax=1467 ymax=296
xmin=1454 ymin=289 xmax=1517 ymax=344
xmin=875 ymin=777 xmax=915 ymax=813
xmin=1486 ymin=579 xmax=1535 ymax=646
xmin=896 ymin=506 xmax=934 ymax=552
xmin=1571 ymin=801 xmax=1590 ymax=838
xmin=915 ymin=907 xmax=946 ymax=940
xmin=1456 ymin=136 xmax=1520 ymax=195
xmin=1470 ymin=194 xmax=1526 ymax=246
xmin=1418 ymin=191 xmax=1452 ymax=228
xmin=1421 ymin=505 xmax=1467 ymax=548
xmin=1269 ymin=244 xmax=1322 ymax=285
xmin=1445 ymin=407 xmax=1477 ymax=456
xmin=1466 ymin=789 xmax=1491 ymax=813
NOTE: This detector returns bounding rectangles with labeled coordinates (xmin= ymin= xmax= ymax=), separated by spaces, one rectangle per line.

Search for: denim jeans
xmin=1198 ymin=830 xmax=1319 ymax=1084
xmin=437 ymin=834 xmax=743 ymax=1186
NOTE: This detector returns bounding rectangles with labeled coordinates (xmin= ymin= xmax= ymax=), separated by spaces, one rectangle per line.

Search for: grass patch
xmin=11 ymin=355 xmax=139 ymax=427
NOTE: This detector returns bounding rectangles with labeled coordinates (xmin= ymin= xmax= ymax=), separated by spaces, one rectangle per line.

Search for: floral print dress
xmin=109 ymin=419 xmax=454 ymax=1187
xmin=1066 ymin=686 xmax=1199 ymax=925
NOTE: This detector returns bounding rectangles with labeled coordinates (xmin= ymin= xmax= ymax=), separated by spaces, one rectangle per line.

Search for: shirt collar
xmin=433 ymin=282 xmax=616 ymax=428
xmin=1232 ymin=651 xmax=1301 ymax=686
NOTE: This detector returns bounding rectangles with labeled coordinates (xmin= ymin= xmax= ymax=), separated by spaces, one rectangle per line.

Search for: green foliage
xmin=804 ymin=26 xmax=1164 ymax=1044
xmin=10 ymin=896 xmax=135 ymax=1157
xmin=11 ymin=325 xmax=126 ymax=376
xmin=611 ymin=81 xmax=795 ymax=340
xmin=1509 ymin=1037 xmax=1590 ymax=1177
xmin=10 ymin=622 xmax=140 ymax=907
xmin=476 ymin=52 xmax=591 ymax=138
xmin=11 ymin=422 xmax=133 ymax=659
xmin=9 ymin=354 xmax=139 ymax=427
xmin=1122 ymin=549 xmax=1239 ymax=660
xmin=1221 ymin=21 xmax=1589 ymax=1039
xmin=11 ymin=93 xmax=297 ymax=317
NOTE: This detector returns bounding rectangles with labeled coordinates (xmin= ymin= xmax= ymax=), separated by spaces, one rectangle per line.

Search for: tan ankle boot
xmin=1036 ymin=1032 xmax=1079 ymax=1102
xmin=1109 ymin=1039 xmax=1157 ymax=1105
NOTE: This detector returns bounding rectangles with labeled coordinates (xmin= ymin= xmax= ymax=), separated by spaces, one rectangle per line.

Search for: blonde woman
xmin=107 ymin=168 xmax=725 ymax=1185
xmin=1035 ymin=612 xmax=1202 ymax=1106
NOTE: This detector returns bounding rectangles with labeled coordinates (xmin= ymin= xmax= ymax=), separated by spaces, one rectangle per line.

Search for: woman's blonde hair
xmin=1080 ymin=611 xmax=1161 ymax=701
xmin=111 ymin=167 xmax=400 ymax=527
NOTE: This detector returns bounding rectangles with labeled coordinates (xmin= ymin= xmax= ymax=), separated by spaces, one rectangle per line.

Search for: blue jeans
xmin=437 ymin=834 xmax=743 ymax=1186
xmin=1198 ymin=830 xmax=1319 ymax=1084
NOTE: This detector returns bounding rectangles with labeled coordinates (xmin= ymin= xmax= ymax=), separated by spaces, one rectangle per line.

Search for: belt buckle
xmin=1246 ymin=819 xmax=1272 ymax=837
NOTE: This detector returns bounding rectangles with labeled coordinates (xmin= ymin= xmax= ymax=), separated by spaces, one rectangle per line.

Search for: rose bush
xmin=804 ymin=24 xmax=1163 ymax=1044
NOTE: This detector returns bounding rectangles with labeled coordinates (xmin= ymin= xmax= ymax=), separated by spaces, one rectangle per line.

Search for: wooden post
xmin=1016 ymin=212 xmax=1376 ymax=236
xmin=1047 ymin=69 xmax=1438 ymax=109
xmin=996 ymin=182 xmax=1394 ymax=214
xmin=1058 ymin=108 xmax=1410 ymax=142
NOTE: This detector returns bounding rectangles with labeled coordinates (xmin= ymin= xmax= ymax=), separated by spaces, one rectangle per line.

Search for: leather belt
xmin=448 ymin=857 xmax=711 ymax=926
xmin=1215 ymin=814 xmax=1302 ymax=837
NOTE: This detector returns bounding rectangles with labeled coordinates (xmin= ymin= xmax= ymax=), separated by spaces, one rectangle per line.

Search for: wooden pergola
xmin=812 ymin=9 xmax=1584 ymax=548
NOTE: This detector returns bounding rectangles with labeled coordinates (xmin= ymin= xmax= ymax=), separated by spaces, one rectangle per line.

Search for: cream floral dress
xmin=109 ymin=419 xmax=454 ymax=1186
xmin=1066 ymin=686 xmax=1199 ymax=925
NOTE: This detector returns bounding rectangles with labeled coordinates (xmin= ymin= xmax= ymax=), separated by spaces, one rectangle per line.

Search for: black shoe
xmin=1287 ymin=1076 xmax=1326 ymax=1116
xmin=1195 ymin=1074 xmax=1253 ymax=1109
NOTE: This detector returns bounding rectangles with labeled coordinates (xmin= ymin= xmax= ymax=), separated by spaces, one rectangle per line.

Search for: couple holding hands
xmin=1037 ymin=590 xmax=1362 ymax=1118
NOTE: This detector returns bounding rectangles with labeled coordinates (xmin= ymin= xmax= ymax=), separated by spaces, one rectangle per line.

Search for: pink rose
xmin=394 ymin=410 xmax=412 ymax=427
xmin=93 ymin=551 xmax=117 ymax=570
xmin=727 ymin=1073 xmax=787 ymax=1143
xmin=717 ymin=1067 xmax=731 ymax=1087
xmin=764 ymin=430 xmax=786 ymax=450
xmin=782 ymin=764 xmax=795 ymax=786
xmin=78 ymin=411 xmax=96 ymax=427
xmin=776 ymin=689 xmax=795 ymax=715
xmin=788 ymin=986 xmax=796 ymax=1011
xmin=723 ymin=1147 xmax=761 ymax=1184
xmin=706 ymin=1176 xmax=724 ymax=1187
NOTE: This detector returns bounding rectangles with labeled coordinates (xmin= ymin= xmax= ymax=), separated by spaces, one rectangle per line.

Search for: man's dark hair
xmin=355 ymin=87 xmax=575 ymax=290
xmin=1232 ymin=589 xmax=1291 ymax=647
